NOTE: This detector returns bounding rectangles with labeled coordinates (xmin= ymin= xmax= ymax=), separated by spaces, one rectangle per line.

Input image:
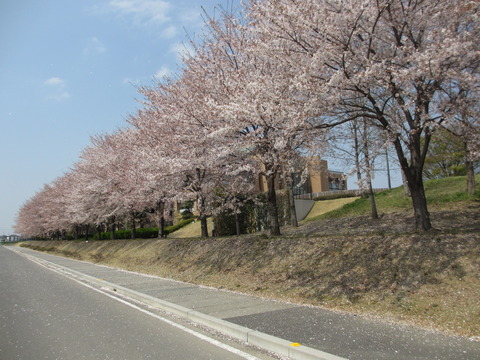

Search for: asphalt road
xmin=0 ymin=246 xmax=272 ymax=360
xmin=4 ymin=245 xmax=480 ymax=360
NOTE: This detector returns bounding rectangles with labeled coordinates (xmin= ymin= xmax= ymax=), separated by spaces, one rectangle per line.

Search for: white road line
xmin=14 ymin=249 xmax=262 ymax=360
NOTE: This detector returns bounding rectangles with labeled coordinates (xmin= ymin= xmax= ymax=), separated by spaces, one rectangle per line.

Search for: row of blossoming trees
xmin=15 ymin=0 xmax=479 ymax=239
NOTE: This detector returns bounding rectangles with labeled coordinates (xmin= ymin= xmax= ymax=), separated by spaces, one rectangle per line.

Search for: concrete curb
xmin=21 ymin=251 xmax=347 ymax=360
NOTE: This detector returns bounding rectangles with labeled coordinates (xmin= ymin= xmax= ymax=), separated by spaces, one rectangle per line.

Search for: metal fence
xmin=294 ymin=188 xmax=389 ymax=200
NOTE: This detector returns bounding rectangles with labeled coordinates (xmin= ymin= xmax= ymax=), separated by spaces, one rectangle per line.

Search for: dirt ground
xmin=291 ymin=206 xmax=480 ymax=236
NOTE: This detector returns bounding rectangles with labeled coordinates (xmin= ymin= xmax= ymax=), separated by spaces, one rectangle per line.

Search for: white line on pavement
xmin=12 ymin=248 xmax=263 ymax=360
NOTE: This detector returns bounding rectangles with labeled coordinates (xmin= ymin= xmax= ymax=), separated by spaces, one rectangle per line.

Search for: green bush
xmin=93 ymin=228 xmax=151 ymax=240
xmin=180 ymin=201 xmax=195 ymax=220
xmin=164 ymin=218 xmax=196 ymax=234
xmin=93 ymin=232 xmax=113 ymax=240
xmin=313 ymin=192 xmax=360 ymax=201
xmin=91 ymin=219 xmax=196 ymax=240
xmin=135 ymin=227 xmax=160 ymax=238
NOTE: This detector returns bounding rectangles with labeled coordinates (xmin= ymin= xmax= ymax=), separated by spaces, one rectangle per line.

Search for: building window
xmin=329 ymin=177 xmax=343 ymax=190
xmin=292 ymin=173 xmax=311 ymax=195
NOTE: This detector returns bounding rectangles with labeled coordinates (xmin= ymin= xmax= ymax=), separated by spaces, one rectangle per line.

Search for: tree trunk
xmin=157 ymin=201 xmax=166 ymax=238
xmin=395 ymin=146 xmax=432 ymax=231
xmin=84 ymin=224 xmax=90 ymax=241
xmin=363 ymin=119 xmax=378 ymax=219
xmin=288 ymin=175 xmax=298 ymax=227
xmin=235 ymin=213 xmax=241 ymax=236
xmin=368 ymin=180 xmax=379 ymax=219
xmin=110 ymin=218 xmax=116 ymax=240
xmin=266 ymin=173 xmax=281 ymax=236
xmin=159 ymin=216 xmax=165 ymax=237
xmin=353 ymin=120 xmax=363 ymax=185
xmin=465 ymin=142 xmax=475 ymax=196
xmin=354 ymin=123 xmax=367 ymax=199
xmin=200 ymin=215 xmax=208 ymax=238
xmin=409 ymin=178 xmax=432 ymax=231
xmin=466 ymin=159 xmax=475 ymax=196
xmin=197 ymin=195 xmax=209 ymax=238
xmin=130 ymin=214 xmax=136 ymax=239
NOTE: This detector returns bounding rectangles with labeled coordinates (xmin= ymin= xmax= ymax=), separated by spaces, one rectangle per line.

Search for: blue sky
xmin=0 ymin=0 xmax=243 ymax=235
xmin=0 ymin=0 xmax=401 ymax=235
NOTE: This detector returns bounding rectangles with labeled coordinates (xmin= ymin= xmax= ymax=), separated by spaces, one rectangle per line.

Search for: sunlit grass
xmin=168 ymin=218 xmax=213 ymax=238
xmin=302 ymin=197 xmax=359 ymax=222
xmin=309 ymin=175 xmax=479 ymax=221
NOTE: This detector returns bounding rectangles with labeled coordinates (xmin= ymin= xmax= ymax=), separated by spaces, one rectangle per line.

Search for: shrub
xmin=180 ymin=201 xmax=195 ymax=220
xmin=313 ymin=192 xmax=360 ymax=201
xmin=164 ymin=218 xmax=196 ymax=234
xmin=135 ymin=227 xmax=160 ymax=238
xmin=91 ymin=219 xmax=196 ymax=240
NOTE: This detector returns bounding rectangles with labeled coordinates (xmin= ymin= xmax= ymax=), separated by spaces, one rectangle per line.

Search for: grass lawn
xmin=168 ymin=218 xmax=213 ymax=238
xmin=307 ymin=175 xmax=479 ymax=221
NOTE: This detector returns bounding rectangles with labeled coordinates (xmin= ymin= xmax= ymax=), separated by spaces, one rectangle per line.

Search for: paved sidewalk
xmin=10 ymin=246 xmax=480 ymax=360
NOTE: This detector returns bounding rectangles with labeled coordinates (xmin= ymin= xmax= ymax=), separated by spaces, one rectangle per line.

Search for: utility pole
xmin=385 ymin=144 xmax=392 ymax=190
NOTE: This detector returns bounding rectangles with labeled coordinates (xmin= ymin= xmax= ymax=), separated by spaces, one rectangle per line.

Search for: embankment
xmin=21 ymin=228 xmax=480 ymax=339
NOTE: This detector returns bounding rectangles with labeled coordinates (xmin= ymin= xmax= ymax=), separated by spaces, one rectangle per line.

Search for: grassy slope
xmin=302 ymin=197 xmax=359 ymax=221
xmin=20 ymin=176 xmax=480 ymax=338
xmin=168 ymin=218 xmax=213 ymax=238
xmin=309 ymin=176 xmax=479 ymax=221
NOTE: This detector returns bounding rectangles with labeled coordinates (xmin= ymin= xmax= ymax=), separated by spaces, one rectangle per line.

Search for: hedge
xmin=92 ymin=218 xmax=196 ymax=240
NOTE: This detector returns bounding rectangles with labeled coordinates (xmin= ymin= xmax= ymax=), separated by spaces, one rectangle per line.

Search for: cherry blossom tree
xmin=249 ymin=0 xmax=480 ymax=231
xmin=15 ymin=186 xmax=50 ymax=238
xmin=438 ymin=85 xmax=480 ymax=195
xmin=130 ymin=79 xmax=257 ymax=237
xmin=20 ymin=0 xmax=479 ymax=238
xmin=168 ymin=8 xmax=325 ymax=235
xmin=15 ymin=172 xmax=76 ymax=239
xmin=120 ymin=127 xmax=177 ymax=238
xmin=73 ymin=129 xmax=163 ymax=238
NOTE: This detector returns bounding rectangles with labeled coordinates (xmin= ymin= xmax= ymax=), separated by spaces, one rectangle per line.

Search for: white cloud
xmin=83 ymin=37 xmax=106 ymax=56
xmin=108 ymin=0 xmax=171 ymax=24
xmin=170 ymin=41 xmax=194 ymax=60
xmin=161 ymin=25 xmax=177 ymax=39
xmin=44 ymin=77 xmax=70 ymax=101
xmin=154 ymin=66 xmax=171 ymax=79
xmin=44 ymin=77 xmax=65 ymax=86
xmin=93 ymin=0 xmax=185 ymax=39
